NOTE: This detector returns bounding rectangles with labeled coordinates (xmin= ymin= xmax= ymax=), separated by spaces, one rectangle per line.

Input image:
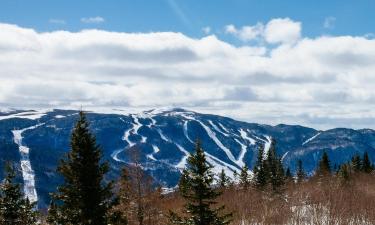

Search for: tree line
xmin=0 ymin=112 xmax=373 ymax=224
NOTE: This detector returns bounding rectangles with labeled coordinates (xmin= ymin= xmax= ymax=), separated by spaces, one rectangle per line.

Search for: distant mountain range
xmin=1 ymin=108 xmax=374 ymax=208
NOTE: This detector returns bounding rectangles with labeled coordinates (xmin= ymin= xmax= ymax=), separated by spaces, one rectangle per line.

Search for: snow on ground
xmin=12 ymin=124 xmax=44 ymax=203
xmin=240 ymin=129 xmax=256 ymax=145
xmin=195 ymin=118 xmax=238 ymax=165
xmin=208 ymin=120 xmax=229 ymax=137
xmin=0 ymin=109 xmax=50 ymax=120
xmin=302 ymin=132 xmax=321 ymax=145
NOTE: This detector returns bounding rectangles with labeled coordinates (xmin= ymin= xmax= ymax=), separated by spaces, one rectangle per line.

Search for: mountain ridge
xmin=0 ymin=108 xmax=374 ymax=208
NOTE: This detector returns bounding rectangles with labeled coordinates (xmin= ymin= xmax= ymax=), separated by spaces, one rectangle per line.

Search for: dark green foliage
xmin=170 ymin=140 xmax=232 ymax=225
xmin=218 ymin=169 xmax=230 ymax=189
xmin=316 ymin=151 xmax=331 ymax=176
xmin=239 ymin=165 xmax=250 ymax=189
xmin=253 ymin=145 xmax=267 ymax=190
xmin=47 ymin=111 xmax=116 ymax=225
xmin=0 ymin=163 xmax=38 ymax=225
xmin=351 ymin=154 xmax=362 ymax=173
xmin=265 ymin=139 xmax=285 ymax=193
xmin=296 ymin=159 xmax=306 ymax=183
xmin=361 ymin=152 xmax=373 ymax=173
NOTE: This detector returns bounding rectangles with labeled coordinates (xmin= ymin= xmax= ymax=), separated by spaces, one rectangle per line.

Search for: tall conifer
xmin=169 ymin=140 xmax=232 ymax=225
xmin=48 ymin=111 xmax=115 ymax=225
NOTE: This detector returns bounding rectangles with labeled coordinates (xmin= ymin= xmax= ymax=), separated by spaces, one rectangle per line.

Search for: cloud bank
xmin=0 ymin=18 xmax=375 ymax=129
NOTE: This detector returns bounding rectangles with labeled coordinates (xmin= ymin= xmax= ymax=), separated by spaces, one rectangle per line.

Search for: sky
xmin=0 ymin=0 xmax=375 ymax=130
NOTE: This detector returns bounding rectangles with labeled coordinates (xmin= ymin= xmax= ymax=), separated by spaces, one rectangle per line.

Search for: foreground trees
xmin=47 ymin=112 xmax=119 ymax=225
xmin=0 ymin=164 xmax=38 ymax=225
xmin=169 ymin=140 xmax=232 ymax=225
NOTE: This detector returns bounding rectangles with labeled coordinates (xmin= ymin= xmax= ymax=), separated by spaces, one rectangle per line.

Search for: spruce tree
xmin=316 ymin=151 xmax=331 ymax=176
xmin=239 ymin=165 xmax=250 ymax=189
xmin=362 ymin=152 xmax=373 ymax=173
xmin=296 ymin=159 xmax=306 ymax=183
xmin=351 ymin=154 xmax=362 ymax=173
xmin=48 ymin=111 xmax=115 ymax=225
xmin=253 ymin=145 xmax=267 ymax=190
xmin=0 ymin=163 xmax=38 ymax=225
xmin=285 ymin=168 xmax=293 ymax=182
xmin=169 ymin=140 xmax=232 ymax=225
xmin=218 ymin=169 xmax=230 ymax=189
xmin=265 ymin=139 xmax=285 ymax=193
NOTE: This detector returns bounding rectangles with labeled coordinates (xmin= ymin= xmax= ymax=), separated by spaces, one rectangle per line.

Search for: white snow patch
xmin=235 ymin=139 xmax=247 ymax=167
xmin=195 ymin=119 xmax=238 ymax=165
xmin=0 ymin=110 xmax=50 ymax=120
xmin=175 ymin=144 xmax=190 ymax=170
xmin=239 ymin=129 xmax=256 ymax=145
xmin=208 ymin=120 xmax=229 ymax=137
xmin=302 ymin=132 xmax=321 ymax=146
xmin=12 ymin=123 xmax=44 ymax=203
xmin=218 ymin=123 xmax=230 ymax=133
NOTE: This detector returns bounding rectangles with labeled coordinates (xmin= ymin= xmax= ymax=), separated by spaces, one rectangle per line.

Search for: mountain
xmin=0 ymin=108 xmax=374 ymax=208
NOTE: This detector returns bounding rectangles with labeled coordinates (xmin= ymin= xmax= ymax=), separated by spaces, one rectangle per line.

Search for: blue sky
xmin=1 ymin=1 xmax=375 ymax=129
xmin=0 ymin=0 xmax=374 ymax=40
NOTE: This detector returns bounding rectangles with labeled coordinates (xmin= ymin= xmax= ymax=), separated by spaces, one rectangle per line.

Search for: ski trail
xmin=263 ymin=135 xmax=272 ymax=158
xmin=183 ymin=120 xmax=194 ymax=144
xmin=205 ymin=152 xmax=242 ymax=179
xmin=195 ymin=119 xmax=237 ymax=165
xmin=113 ymin=115 xmax=146 ymax=162
xmin=175 ymin=144 xmax=190 ymax=170
xmin=235 ymin=139 xmax=247 ymax=167
xmin=239 ymin=129 xmax=256 ymax=145
xmin=302 ymin=132 xmax=321 ymax=145
xmin=208 ymin=120 xmax=229 ymax=137
xmin=218 ymin=123 xmax=230 ymax=134
xmin=12 ymin=123 xmax=44 ymax=203
xmin=281 ymin=151 xmax=289 ymax=162
xmin=147 ymin=145 xmax=160 ymax=161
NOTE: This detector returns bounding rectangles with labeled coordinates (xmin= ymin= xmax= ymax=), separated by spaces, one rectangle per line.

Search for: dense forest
xmin=1 ymin=112 xmax=374 ymax=225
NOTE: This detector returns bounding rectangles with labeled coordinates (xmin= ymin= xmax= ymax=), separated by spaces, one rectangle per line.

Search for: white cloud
xmin=324 ymin=16 xmax=336 ymax=29
xmin=225 ymin=18 xmax=301 ymax=44
xmin=0 ymin=22 xmax=375 ymax=129
xmin=80 ymin=16 xmax=105 ymax=24
xmin=49 ymin=19 xmax=66 ymax=25
xmin=264 ymin=18 xmax=301 ymax=44
xmin=225 ymin=23 xmax=264 ymax=42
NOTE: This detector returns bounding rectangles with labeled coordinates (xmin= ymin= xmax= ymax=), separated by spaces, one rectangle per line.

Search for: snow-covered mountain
xmin=0 ymin=108 xmax=374 ymax=208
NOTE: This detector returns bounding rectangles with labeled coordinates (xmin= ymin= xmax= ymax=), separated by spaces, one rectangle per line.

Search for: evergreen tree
xmin=316 ymin=151 xmax=331 ymax=176
xmin=351 ymin=154 xmax=362 ymax=173
xmin=218 ymin=169 xmax=230 ymax=189
xmin=48 ymin=111 xmax=115 ymax=225
xmin=296 ymin=160 xmax=306 ymax=183
xmin=253 ymin=145 xmax=267 ymax=190
xmin=0 ymin=163 xmax=38 ymax=225
xmin=239 ymin=165 xmax=250 ymax=189
xmin=169 ymin=140 xmax=232 ymax=225
xmin=362 ymin=152 xmax=373 ymax=173
xmin=265 ymin=139 xmax=285 ymax=193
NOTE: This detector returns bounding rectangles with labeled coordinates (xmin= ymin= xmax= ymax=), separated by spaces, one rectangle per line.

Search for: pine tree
xmin=296 ymin=159 xmax=306 ymax=183
xmin=239 ymin=165 xmax=250 ymax=189
xmin=169 ymin=140 xmax=232 ymax=225
xmin=362 ymin=152 xmax=373 ymax=173
xmin=218 ymin=169 xmax=230 ymax=189
xmin=0 ymin=163 xmax=38 ymax=225
xmin=316 ymin=151 xmax=331 ymax=176
xmin=351 ymin=154 xmax=362 ymax=173
xmin=265 ymin=139 xmax=285 ymax=193
xmin=48 ymin=111 xmax=115 ymax=225
xmin=253 ymin=145 xmax=267 ymax=190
